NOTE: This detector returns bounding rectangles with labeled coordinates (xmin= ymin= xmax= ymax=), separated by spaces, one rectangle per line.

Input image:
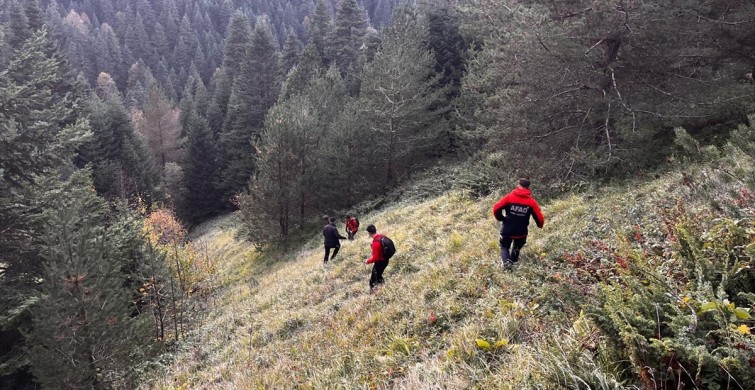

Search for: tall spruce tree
xmin=220 ymin=10 xmax=252 ymax=81
xmin=27 ymin=171 xmax=153 ymax=389
xmin=308 ymin=0 xmax=331 ymax=62
xmin=239 ymin=94 xmax=317 ymax=241
xmin=279 ymin=42 xmax=323 ymax=100
xmin=326 ymin=0 xmax=366 ymax=75
xmin=280 ymin=30 xmax=300 ymax=77
xmin=0 ymin=29 xmax=91 ymax=388
xmin=358 ymin=6 xmax=445 ymax=187
xmin=218 ymin=18 xmax=280 ymax=199
xmin=22 ymin=0 xmax=44 ymax=32
xmin=81 ymin=73 xmax=156 ymax=202
xmin=179 ymin=110 xmax=220 ymax=224
xmin=7 ymin=1 xmax=31 ymax=49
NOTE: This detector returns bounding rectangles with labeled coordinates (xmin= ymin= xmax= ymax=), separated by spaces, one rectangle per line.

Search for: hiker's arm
xmin=365 ymin=241 xmax=381 ymax=264
xmin=492 ymin=196 xmax=508 ymax=221
xmin=532 ymin=202 xmax=545 ymax=228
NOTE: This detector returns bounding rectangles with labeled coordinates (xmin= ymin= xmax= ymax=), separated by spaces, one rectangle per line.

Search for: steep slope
xmin=141 ymin=154 xmax=754 ymax=389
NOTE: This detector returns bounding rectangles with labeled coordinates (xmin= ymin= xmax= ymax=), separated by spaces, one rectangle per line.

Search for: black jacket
xmin=323 ymin=223 xmax=346 ymax=246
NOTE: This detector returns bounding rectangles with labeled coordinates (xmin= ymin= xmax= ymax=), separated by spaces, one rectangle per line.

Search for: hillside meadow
xmin=141 ymin=147 xmax=754 ymax=389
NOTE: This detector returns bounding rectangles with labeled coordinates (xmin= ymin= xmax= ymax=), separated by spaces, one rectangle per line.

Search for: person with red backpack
xmin=345 ymin=214 xmax=359 ymax=240
xmin=492 ymin=178 xmax=545 ymax=270
xmin=363 ymin=224 xmax=395 ymax=292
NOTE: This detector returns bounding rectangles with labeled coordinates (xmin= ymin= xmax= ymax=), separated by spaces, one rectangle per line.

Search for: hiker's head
xmin=517 ymin=178 xmax=531 ymax=189
xmin=329 ymin=217 xmax=336 ymax=224
xmin=346 ymin=214 xmax=351 ymax=219
xmin=366 ymin=224 xmax=377 ymax=236
xmin=323 ymin=215 xmax=329 ymax=222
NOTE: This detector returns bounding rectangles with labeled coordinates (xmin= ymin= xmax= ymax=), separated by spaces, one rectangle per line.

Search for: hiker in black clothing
xmin=323 ymin=217 xmax=346 ymax=264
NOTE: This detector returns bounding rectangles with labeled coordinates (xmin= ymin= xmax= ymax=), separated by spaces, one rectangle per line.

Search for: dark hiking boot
xmin=503 ymin=260 xmax=512 ymax=271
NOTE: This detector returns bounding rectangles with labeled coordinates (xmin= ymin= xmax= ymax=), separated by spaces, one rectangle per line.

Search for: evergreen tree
xmin=279 ymin=42 xmax=323 ymax=100
xmin=0 ymin=29 xmax=91 ymax=387
xmin=280 ymin=30 xmax=300 ymax=77
xmin=308 ymin=0 xmax=331 ymax=61
xmin=7 ymin=0 xmax=31 ymax=49
xmin=221 ymin=10 xmax=253 ymax=81
xmin=27 ymin=171 xmax=153 ymax=389
xmin=326 ymin=0 xmax=365 ymax=75
xmin=219 ymin=19 xmax=280 ymax=198
xmin=317 ymin=98 xmax=371 ymax=207
xmin=425 ymin=5 xmax=466 ymax=99
xmin=461 ymin=0 xmax=755 ymax=179
xmin=22 ymin=0 xmax=44 ymax=32
xmin=81 ymin=74 xmax=156 ymax=202
xmin=358 ymin=6 xmax=445 ymax=187
xmin=206 ymin=69 xmax=232 ymax=135
xmin=124 ymin=13 xmax=149 ymax=62
xmin=153 ymin=22 xmax=171 ymax=60
xmin=238 ymin=94 xmax=317 ymax=241
xmin=179 ymin=110 xmax=220 ymax=224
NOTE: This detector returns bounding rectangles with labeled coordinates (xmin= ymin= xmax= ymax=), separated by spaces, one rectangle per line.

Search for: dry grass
xmin=140 ymin=154 xmax=754 ymax=389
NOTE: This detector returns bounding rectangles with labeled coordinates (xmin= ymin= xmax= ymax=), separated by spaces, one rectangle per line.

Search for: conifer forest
xmin=1 ymin=0 xmax=754 ymax=388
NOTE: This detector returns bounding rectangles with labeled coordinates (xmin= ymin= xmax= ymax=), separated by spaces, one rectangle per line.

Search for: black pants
xmin=347 ymin=231 xmax=355 ymax=240
xmin=324 ymin=244 xmax=340 ymax=262
xmin=500 ymin=236 xmax=527 ymax=263
xmin=369 ymin=260 xmax=389 ymax=290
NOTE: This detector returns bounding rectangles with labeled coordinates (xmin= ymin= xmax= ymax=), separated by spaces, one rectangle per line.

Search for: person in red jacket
xmin=492 ymin=178 xmax=545 ymax=270
xmin=363 ymin=224 xmax=388 ymax=291
xmin=345 ymin=214 xmax=359 ymax=240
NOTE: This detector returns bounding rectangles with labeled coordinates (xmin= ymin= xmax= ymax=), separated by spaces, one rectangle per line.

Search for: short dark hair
xmin=329 ymin=217 xmax=336 ymax=223
xmin=345 ymin=214 xmax=351 ymax=218
xmin=323 ymin=215 xmax=329 ymax=221
xmin=518 ymin=178 xmax=531 ymax=188
xmin=366 ymin=224 xmax=376 ymax=234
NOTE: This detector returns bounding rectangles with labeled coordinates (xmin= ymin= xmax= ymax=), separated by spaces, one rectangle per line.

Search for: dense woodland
xmin=0 ymin=0 xmax=753 ymax=388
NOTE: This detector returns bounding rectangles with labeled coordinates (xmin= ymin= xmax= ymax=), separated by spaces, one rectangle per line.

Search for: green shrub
xmin=588 ymin=216 xmax=755 ymax=388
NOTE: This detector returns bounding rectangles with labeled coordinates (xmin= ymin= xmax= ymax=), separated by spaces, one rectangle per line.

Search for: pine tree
xmin=124 ymin=13 xmax=149 ymax=62
xmin=326 ymin=0 xmax=365 ymax=75
xmin=0 ymin=29 xmax=91 ymax=387
xmin=358 ymin=6 xmax=445 ymax=187
xmin=179 ymin=110 xmax=221 ymax=223
xmin=238 ymin=94 xmax=317 ymax=241
xmin=219 ymin=19 xmax=281 ymax=198
xmin=280 ymin=42 xmax=323 ymax=100
xmin=425 ymin=5 xmax=466 ymax=99
xmin=7 ymin=1 xmax=31 ymax=49
xmin=153 ymin=22 xmax=171 ymax=60
xmin=221 ymin=10 xmax=253 ymax=81
xmin=27 ymin=171 xmax=153 ymax=389
xmin=23 ymin=0 xmax=45 ymax=32
xmin=82 ymin=74 xmax=157 ymax=202
xmin=308 ymin=0 xmax=331 ymax=61
xmin=281 ymin=30 xmax=300 ymax=77
xmin=206 ymin=69 xmax=232 ymax=135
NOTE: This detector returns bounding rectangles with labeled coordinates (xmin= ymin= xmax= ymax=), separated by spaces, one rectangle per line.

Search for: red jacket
xmin=365 ymin=234 xmax=385 ymax=264
xmin=346 ymin=218 xmax=358 ymax=233
xmin=492 ymin=188 xmax=544 ymax=238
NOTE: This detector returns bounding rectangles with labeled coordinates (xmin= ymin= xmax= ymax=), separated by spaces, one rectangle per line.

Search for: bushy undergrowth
xmin=139 ymin=138 xmax=753 ymax=389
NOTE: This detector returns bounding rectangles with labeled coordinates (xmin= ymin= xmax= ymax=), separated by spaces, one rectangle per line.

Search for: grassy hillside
xmin=141 ymin=151 xmax=754 ymax=389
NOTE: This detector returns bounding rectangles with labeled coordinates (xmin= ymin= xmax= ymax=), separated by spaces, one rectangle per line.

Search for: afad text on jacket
xmin=492 ymin=188 xmax=545 ymax=238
